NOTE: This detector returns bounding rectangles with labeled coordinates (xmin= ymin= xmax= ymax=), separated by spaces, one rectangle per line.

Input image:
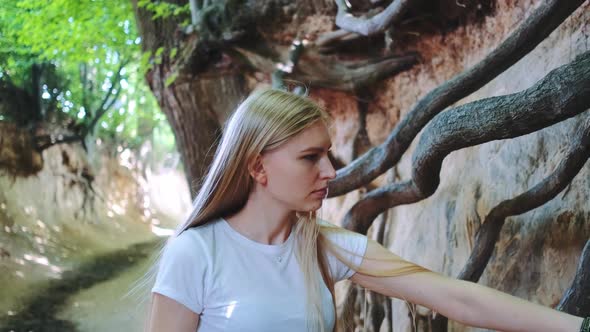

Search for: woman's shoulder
xmin=317 ymin=218 xmax=367 ymax=244
xmin=316 ymin=218 xmax=338 ymax=228
xmin=317 ymin=218 xmax=354 ymax=234
xmin=167 ymin=219 xmax=221 ymax=252
xmin=316 ymin=218 xmax=368 ymax=282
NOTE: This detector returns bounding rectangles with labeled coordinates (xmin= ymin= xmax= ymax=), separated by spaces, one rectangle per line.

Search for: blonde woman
xmin=147 ymin=89 xmax=587 ymax=332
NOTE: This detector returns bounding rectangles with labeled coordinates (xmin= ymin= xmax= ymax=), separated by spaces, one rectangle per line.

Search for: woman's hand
xmin=350 ymin=239 xmax=583 ymax=332
xmin=146 ymin=293 xmax=200 ymax=332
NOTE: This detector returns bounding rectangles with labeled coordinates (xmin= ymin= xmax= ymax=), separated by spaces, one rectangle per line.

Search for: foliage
xmin=0 ymin=1 xmax=37 ymax=87
xmin=137 ymin=0 xmax=190 ymax=21
xmin=0 ymin=0 xmax=176 ymax=154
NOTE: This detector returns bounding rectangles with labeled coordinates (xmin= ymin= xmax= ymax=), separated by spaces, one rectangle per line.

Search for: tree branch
xmin=366 ymin=212 xmax=390 ymax=331
xmin=339 ymin=282 xmax=359 ymax=329
xmin=235 ymin=46 xmax=418 ymax=92
xmin=188 ymin=0 xmax=199 ymax=26
xmin=558 ymin=239 xmax=590 ymax=316
xmin=82 ymin=60 xmax=127 ymax=137
xmin=328 ymin=0 xmax=587 ymax=197
xmin=298 ymin=53 xmax=419 ymax=92
xmin=31 ymin=63 xmax=44 ymax=122
xmin=335 ymin=0 xmax=413 ymax=36
xmin=459 ymin=117 xmax=590 ymax=283
xmin=34 ymin=133 xmax=83 ymax=152
xmin=92 ymin=61 xmax=125 ymax=119
xmin=314 ymin=29 xmax=357 ymax=48
xmin=431 ymin=114 xmax=590 ymax=329
xmin=342 ymin=51 xmax=590 ymax=233
xmin=272 ymin=39 xmax=305 ymax=91
xmin=80 ymin=63 xmax=89 ymax=112
xmin=102 ymin=85 xmax=123 ymax=116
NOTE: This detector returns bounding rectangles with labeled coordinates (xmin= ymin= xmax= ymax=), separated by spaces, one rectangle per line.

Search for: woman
xmin=147 ymin=89 xmax=587 ymax=332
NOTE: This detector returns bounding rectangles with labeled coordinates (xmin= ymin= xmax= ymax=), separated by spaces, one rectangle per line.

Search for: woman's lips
xmin=311 ymin=188 xmax=328 ymax=197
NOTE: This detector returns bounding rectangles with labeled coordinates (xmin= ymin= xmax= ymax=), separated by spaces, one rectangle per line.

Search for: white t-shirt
xmin=151 ymin=218 xmax=367 ymax=331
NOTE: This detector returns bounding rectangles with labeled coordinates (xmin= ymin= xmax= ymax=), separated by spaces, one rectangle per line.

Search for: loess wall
xmin=0 ymin=141 xmax=190 ymax=317
xmin=317 ymin=1 xmax=590 ymax=331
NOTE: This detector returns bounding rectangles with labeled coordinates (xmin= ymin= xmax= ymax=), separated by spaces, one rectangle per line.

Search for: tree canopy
xmin=0 ymin=0 xmax=174 ymax=153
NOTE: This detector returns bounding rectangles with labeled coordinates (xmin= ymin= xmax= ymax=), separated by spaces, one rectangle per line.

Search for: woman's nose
xmin=321 ymin=155 xmax=337 ymax=180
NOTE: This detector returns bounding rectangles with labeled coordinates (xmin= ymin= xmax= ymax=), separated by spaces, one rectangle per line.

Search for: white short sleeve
xmin=151 ymin=230 xmax=209 ymax=314
xmin=319 ymin=220 xmax=368 ymax=282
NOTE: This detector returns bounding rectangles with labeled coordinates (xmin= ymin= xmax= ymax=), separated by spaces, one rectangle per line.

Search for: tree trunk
xmin=131 ymin=1 xmax=249 ymax=195
xmin=146 ymin=64 xmax=247 ymax=194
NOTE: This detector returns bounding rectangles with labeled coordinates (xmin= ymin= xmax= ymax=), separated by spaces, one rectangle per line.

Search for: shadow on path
xmin=0 ymin=239 xmax=162 ymax=332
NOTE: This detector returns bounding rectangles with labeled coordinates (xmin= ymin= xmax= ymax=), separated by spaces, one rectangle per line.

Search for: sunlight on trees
xmin=0 ymin=0 xmax=176 ymax=155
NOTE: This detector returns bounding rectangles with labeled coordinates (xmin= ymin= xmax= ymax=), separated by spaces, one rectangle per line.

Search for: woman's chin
xmin=293 ymin=205 xmax=321 ymax=214
xmin=293 ymin=198 xmax=324 ymax=213
xmin=307 ymin=200 xmax=323 ymax=211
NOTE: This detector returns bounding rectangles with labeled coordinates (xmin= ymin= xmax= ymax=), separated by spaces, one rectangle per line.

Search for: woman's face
xmin=258 ymin=120 xmax=336 ymax=212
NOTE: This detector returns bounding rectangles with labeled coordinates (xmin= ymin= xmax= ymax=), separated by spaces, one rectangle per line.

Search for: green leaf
xmin=0 ymin=0 xmax=176 ymax=156
xmin=154 ymin=47 xmax=165 ymax=58
xmin=164 ymin=71 xmax=179 ymax=87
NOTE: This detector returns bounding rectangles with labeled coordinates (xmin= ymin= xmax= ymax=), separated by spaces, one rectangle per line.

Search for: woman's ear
xmin=248 ymin=154 xmax=267 ymax=186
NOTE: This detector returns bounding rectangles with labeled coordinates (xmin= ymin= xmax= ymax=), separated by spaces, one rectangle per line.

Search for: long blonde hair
xmin=150 ymin=88 xmax=428 ymax=331
xmin=174 ymin=88 xmax=335 ymax=330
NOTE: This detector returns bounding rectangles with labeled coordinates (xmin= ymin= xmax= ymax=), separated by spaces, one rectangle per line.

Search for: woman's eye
xmin=303 ymin=154 xmax=319 ymax=161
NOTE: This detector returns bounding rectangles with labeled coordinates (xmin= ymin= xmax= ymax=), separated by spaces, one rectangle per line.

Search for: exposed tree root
xmin=328 ymin=0 xmax=587 ymax=197
xmin=343 ymin=51 xmax=590 ymax=234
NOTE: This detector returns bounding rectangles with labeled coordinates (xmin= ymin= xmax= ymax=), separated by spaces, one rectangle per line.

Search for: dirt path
xmin=0 ymin=240 xmax=161 ymax=332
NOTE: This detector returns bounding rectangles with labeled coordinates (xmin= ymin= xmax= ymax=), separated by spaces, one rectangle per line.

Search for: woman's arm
xmin=350 ymin=239 xmax=584 ymax=332
xmin=146 ymin=293 xmax=200 ymax=332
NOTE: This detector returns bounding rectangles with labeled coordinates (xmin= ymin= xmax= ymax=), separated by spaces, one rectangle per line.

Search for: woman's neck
xmin=224 ymin=190 xmax=295 ymax=245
